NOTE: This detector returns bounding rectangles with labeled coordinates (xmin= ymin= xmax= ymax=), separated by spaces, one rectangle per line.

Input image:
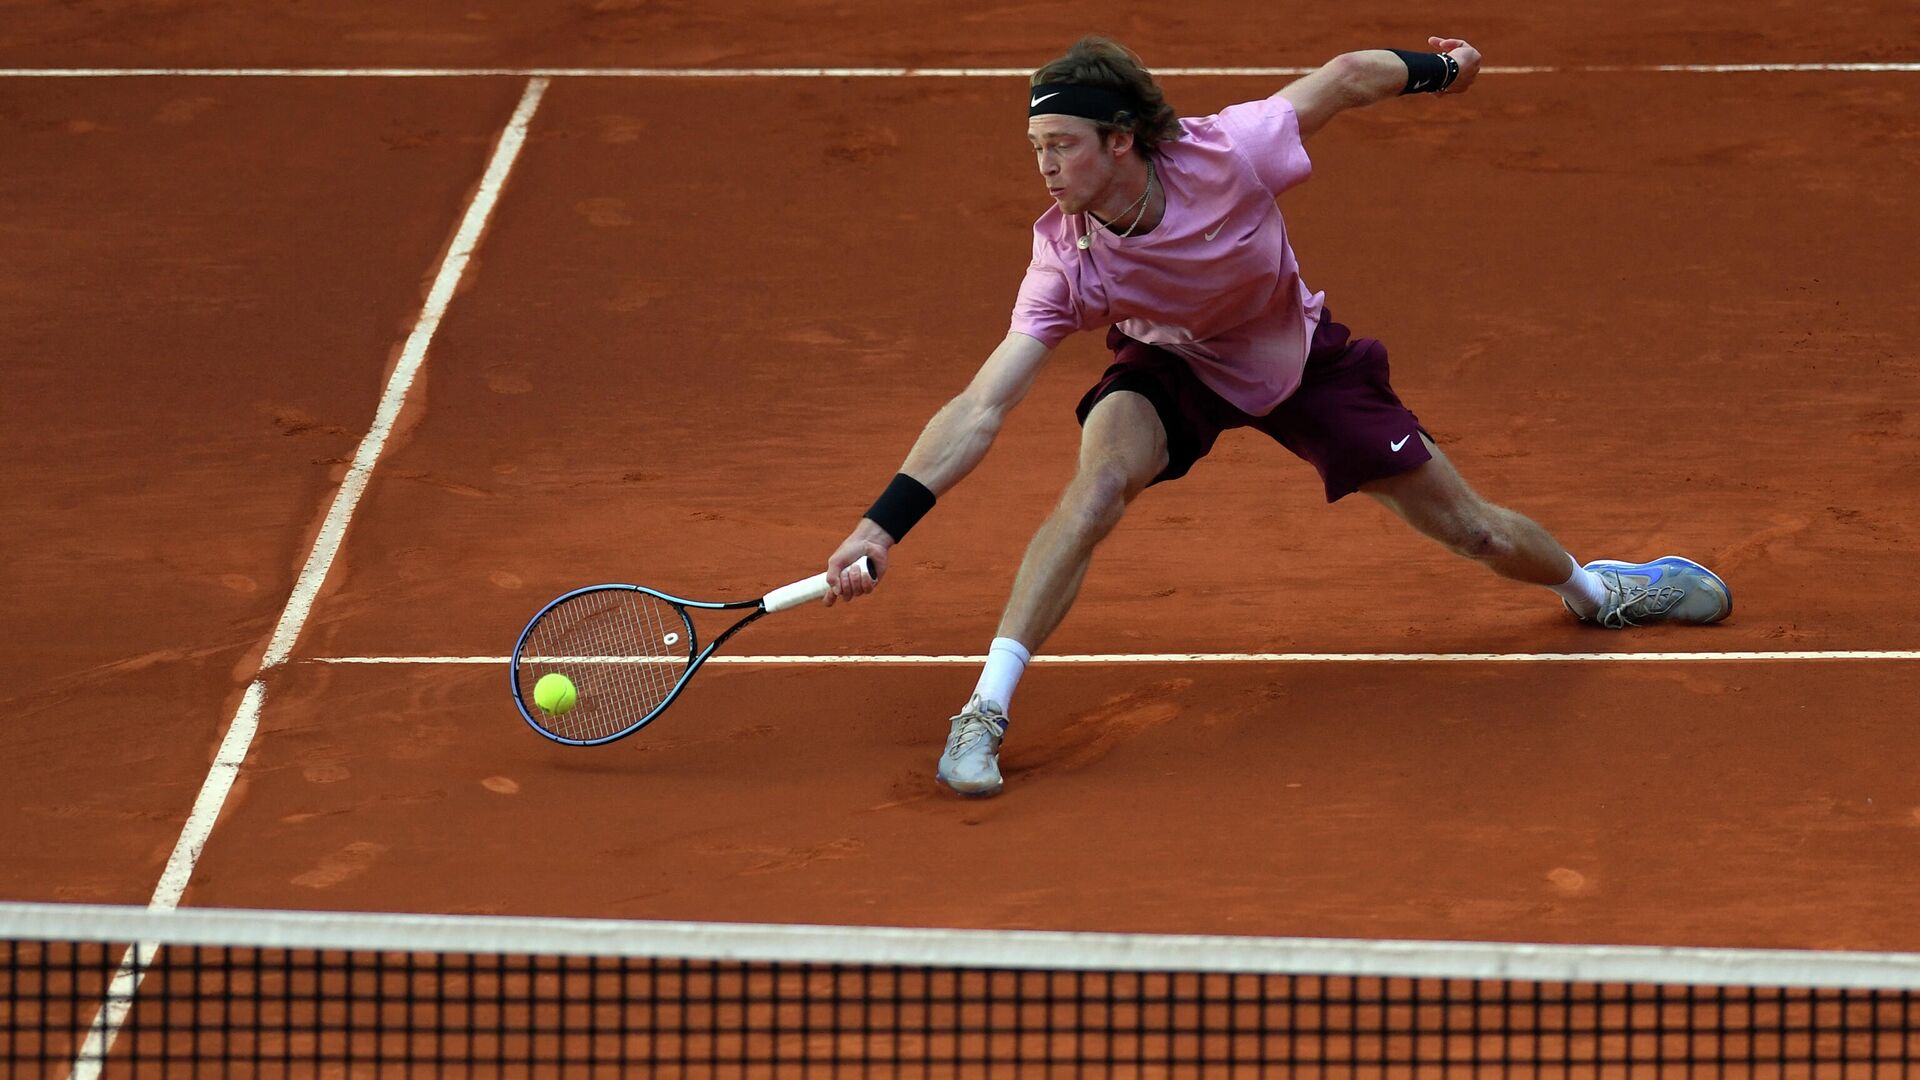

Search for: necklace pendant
xmin=1076 ymin=234 xmax=1091 ymax=250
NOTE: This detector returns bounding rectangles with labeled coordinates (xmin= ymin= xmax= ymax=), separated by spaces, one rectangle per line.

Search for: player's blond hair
xmin=1030 ymin=36 xmax=1182 ymax=154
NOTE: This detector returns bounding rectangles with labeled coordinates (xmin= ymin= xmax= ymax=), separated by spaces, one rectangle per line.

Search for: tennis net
xmin=3 ymin=901 xmax=1916 ymax=1077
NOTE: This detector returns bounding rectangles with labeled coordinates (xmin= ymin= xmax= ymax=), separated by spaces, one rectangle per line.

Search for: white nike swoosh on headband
xmin=1030 ymin=92 xmax=1060 ymax=107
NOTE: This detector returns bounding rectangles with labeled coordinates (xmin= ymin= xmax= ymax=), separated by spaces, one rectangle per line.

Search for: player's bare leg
xmin=1361 ymin=435 xmax=1730 ymax=626
xmin=937 ymin=390 xmax=1169 ymax=796
xmin=1360 ymin=435 xmax=1573 ymax=585
xmin=997 ymin=390 xmax=1170 ymax=649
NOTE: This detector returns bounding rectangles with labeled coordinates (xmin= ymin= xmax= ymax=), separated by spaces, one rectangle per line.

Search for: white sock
xmin=969 ymin=637 xmax=1031 ymax=718
xmin=1551 ymin=554 xmax=1609 ymax=618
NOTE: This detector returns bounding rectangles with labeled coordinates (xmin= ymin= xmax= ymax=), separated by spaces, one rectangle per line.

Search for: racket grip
xmin=764 ymin=556 xmax=875 ymax=613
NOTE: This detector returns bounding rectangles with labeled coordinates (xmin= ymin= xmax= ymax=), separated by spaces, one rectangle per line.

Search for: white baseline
xmin=314 ymin=650 xmax=1920 ymax=665
xmin=0 ymin=63 xmax=1916 ymax=78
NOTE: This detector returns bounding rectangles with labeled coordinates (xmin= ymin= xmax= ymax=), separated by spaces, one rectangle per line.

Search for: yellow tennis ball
xmin=533 ymin=673 xmax=578 ymax=715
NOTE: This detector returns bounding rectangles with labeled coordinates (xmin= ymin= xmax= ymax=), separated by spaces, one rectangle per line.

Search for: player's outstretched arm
xmin=1279 ymin=37 xmax=1481 ymax=139
xmin=825 ymin=332 xmax=1053 ymax=603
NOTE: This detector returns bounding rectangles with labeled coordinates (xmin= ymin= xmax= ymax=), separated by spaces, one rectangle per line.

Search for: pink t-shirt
xmin=1010 ymin=96 xmax=1323 ymax=416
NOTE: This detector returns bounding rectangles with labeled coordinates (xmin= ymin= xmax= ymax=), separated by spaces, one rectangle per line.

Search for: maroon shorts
xmin=1074 ymin=312 xmax=1432 ymax=502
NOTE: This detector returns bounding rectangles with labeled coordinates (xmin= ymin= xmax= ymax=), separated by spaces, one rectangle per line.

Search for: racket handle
xmin=764 ymin=556 xmax=875 ymax=614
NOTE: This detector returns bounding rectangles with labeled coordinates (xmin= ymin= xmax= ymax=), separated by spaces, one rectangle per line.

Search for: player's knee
xmin=1062 ymin=463 xmax=1135 ymax=533
xmin=1443 ymin=510 xmax=1514 ymax=562
xmin=1451 ymin=526 xmax=1506 ymax=561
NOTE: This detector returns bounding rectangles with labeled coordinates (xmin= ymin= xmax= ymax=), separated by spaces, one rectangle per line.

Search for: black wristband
xmin=864 ymin=473 xmax=936 ymax=543
xmin=1387 ymin=48 xmax=1457 ymax=94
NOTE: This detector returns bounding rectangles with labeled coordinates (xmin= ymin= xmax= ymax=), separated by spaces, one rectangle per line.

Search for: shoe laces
xmin=946 ymin=708 xmax=1004 ymax=755
xmin=1598 ymin=573 xmax=1685 ymax=628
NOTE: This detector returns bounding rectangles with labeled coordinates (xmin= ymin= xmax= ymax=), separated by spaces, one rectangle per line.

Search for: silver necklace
xmin=1077 ymin=160 xmax=1157 ymax=250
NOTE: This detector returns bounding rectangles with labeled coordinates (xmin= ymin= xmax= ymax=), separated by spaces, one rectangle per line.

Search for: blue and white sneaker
xmin=1567 ymin=556 xmax=1732 ymax=628
xmin=936 ymin=695 xmax=1007 ymax=797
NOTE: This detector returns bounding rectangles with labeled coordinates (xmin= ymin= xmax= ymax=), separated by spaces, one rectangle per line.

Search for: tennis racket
xmin=510 ymin=557 xmax=874 ymax=746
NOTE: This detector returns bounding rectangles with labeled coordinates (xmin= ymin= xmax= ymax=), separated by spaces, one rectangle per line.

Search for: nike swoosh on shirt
xmin=1390 ymin=435 xmax=1412 ymax=452
xmin=1030 ymin=92 xmax=1061 ymax=107
xmin=1204 ymin=223 xmax=1224 ymax=241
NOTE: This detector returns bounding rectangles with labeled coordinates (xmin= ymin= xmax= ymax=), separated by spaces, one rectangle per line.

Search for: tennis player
xmin=823 ymin=37 xmax=1732 ymax=797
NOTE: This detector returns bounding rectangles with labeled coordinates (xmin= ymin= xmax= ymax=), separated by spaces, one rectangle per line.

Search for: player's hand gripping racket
xmin=510 ymin=558 xmax=874 ymax=746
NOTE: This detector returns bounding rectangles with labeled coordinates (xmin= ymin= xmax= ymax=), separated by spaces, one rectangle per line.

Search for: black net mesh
xmin=6 ymin=934 xmax=1918 ymax=1077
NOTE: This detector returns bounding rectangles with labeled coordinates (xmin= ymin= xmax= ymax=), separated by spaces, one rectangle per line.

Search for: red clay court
xmin=2 ymin=2 xmax=1917 ymax=1074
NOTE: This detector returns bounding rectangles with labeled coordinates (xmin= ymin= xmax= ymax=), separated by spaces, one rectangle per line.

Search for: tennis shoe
xmin=1565 ymin=556 xmax=1732 ymax=628
xmin=937 ymin=695 xmax=1007 ymax=798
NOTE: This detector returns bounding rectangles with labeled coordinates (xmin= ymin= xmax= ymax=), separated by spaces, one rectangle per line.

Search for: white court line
xmin=66 ymin=76 xmax=550 ymax=1080
xmin=258 ymin=74 xmax=541 ymax=667
xmin=0 ymin=63 xmax=1915 ymax=78
xmin=311 ymin=650 xmax=1920 ymax=665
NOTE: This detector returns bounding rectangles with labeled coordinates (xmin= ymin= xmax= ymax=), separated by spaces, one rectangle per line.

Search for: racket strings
xmin=517 ymin=590 xmax=692 ymax=741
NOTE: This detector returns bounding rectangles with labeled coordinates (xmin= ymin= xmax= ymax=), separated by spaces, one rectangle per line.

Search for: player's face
xmin=1027 ymin=116 xmax=1120 ymax=214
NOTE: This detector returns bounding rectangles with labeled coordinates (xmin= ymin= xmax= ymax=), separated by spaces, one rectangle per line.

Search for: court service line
xmin=309 ymin=650 xmax=1920 ymax=665
xmin=0 ymin=63 xmax=1915 ymax=78
xmin=66 ymin=77 xmax=550 ymax=1080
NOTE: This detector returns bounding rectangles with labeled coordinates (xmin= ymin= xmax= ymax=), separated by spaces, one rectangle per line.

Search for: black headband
xmin=1027 ymin=82 xmax=1137 ymax=122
